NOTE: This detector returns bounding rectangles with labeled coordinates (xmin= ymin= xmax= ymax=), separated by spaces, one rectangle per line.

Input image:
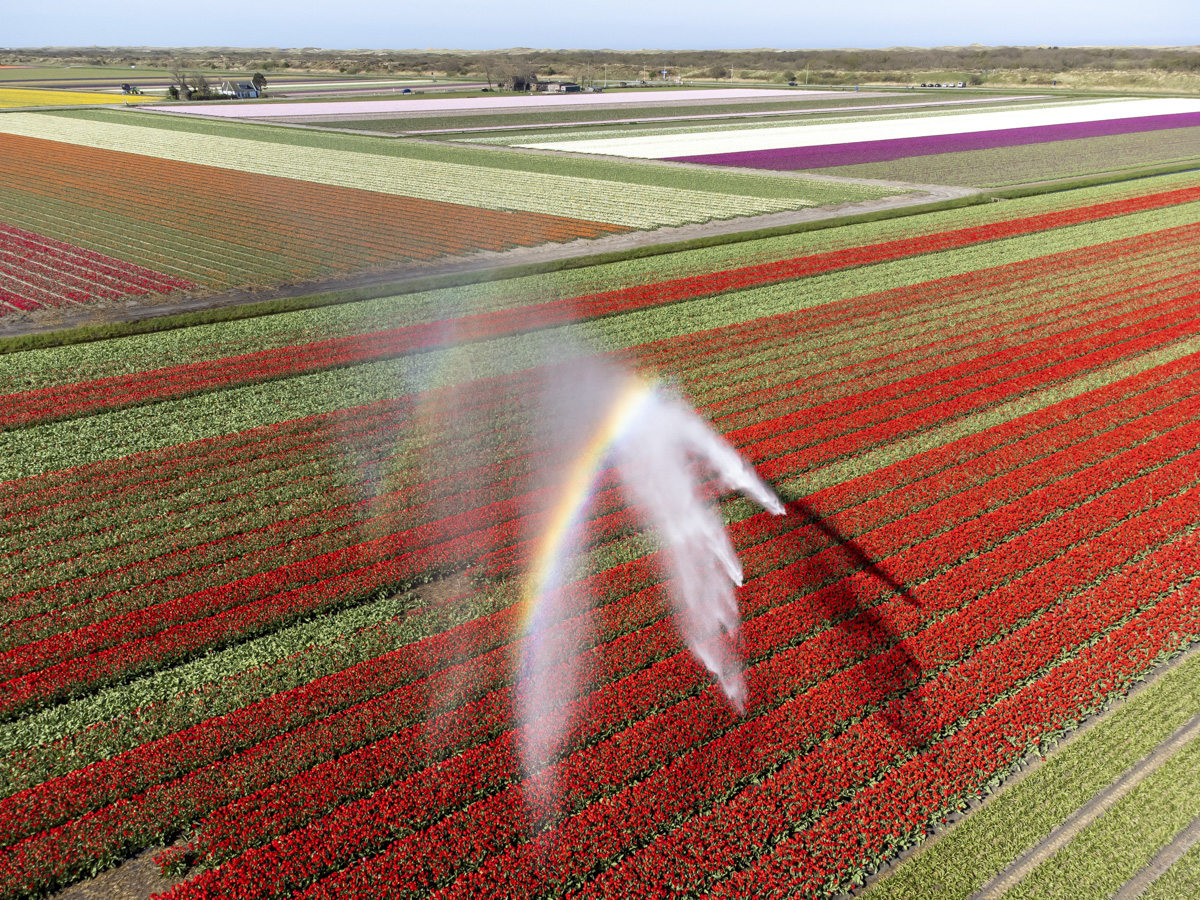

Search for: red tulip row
xmin=683 ymin=230 xmax=1200 ymax=419
xmin=0 ymin=463 xmax=555 ymax=677
xmin=0 ymin=238 xmax=168 ymax=303
xmin=709 ymin=263 xmax=1200 ymax=431
xmin=25 ymin=415 xmax=1190 ymax=897
xmin=281 ymin=489 xmax=1200 ymax=900
xmin=708 ymin=578 xmax=1200 ymax=899
xmin=4 ymin=381 xmax=1190 ymax=883
xmin=490 ymin=517 xmax=1200 ymax=900
xmin=754 ymin=312 xmax=1200 ymax=482
xmin=730 ymin=290 xmax=1200 ymax=461
xmin=0 ymin=400 xmax=400 ymax=516
xmin=4 ymin=372 xmax=1195 ymax=897
xmin=6 ymin=184 xmax=1200 ymax=429
xmin=16 ymin=352 xmax=1194 ymax=830
xmin=0 ymin=221 xmax=193 ymax=312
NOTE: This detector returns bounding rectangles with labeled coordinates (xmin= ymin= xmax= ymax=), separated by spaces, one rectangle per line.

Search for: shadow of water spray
xmin=518 ymin=357 xmax=785 ymax=820
xmin=772 ymin=496 xmax=929 ymax=756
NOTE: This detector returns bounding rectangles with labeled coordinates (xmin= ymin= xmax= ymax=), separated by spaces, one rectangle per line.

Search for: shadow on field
xmin=775 ymin=498 xmax=927 ymax=749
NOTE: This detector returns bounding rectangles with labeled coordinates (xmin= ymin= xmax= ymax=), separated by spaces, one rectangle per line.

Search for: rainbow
xmin=521 ymin=377 xmax=655 ymax=636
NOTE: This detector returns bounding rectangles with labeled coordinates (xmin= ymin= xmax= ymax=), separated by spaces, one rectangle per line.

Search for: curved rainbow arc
xmin=521 ymin=378 xmax=654 ymax=636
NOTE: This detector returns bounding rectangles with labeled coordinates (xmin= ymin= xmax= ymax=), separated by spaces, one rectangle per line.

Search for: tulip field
xmin=0 ymin=130 xmax=630 ymax=301
xmin=2 ymin=160 xmax=1200 ymax=899
xmin=0 ymin=107 xmax=901 ymax=310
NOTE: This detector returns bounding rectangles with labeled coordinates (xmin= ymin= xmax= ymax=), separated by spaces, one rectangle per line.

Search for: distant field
xmin=0 ymin=112 xmax=896 ymax=229
xmin=519 ymin=97 xmax=1200 ymax=159
xmin=0 ymin=87 xmax=152 ymax=107
xmin=149 ymin=87 xmax=820 ymax=119
xmin=812 ymin=126 xmax=1200 ymax=186
xmin=262 ymin=92 xmax=926 ymax=130
xmin=0 ymin=105 xmax=901 ymax=311
xmin=454 ymin=96 xmax=1061 ymax=146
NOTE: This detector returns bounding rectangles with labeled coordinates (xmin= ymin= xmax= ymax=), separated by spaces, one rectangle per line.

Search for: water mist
xmin=519 ymin=358 xmax=785 ymax=809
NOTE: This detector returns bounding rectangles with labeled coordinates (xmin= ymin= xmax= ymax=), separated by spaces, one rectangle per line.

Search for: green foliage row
xmin=1002 ymin=728 xmax=1200 ymax=898
xmin=1141 ymin=839 xmax=1200 ymax=900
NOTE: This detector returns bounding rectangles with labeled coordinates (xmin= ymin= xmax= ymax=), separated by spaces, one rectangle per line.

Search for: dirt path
xmin=0 ymin=181 xmax=977 ymax=340
xmin=50 ymin=848 xmax=185 ymax=900
xmin=967 ymin=711 xmax=1200 ymax=899
xmin=1110 ymin=814 xmax=1200 ymax=900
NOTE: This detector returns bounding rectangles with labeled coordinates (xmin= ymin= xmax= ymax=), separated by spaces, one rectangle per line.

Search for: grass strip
xmin=860 ymin=644 xmax=1200 ymax=900
xmin=1140 ymin=839 xmax=1200 ymax=900
xmin=1001 ymin=731 xmax=1200 ymax=899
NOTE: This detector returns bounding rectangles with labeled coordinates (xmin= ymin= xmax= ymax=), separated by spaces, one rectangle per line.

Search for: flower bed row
xmin=9 ymin=356 xmax=1194 ymax=804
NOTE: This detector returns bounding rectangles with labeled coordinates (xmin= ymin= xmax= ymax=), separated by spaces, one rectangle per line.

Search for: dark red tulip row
xmin=709 ymin=578 xmax=1200 ymax=899
xmin=157 ymin=472 xmax=1200 ymax=900
xmin=285 ymin=488 xmax=1200 ymax=900
xmin=4 ymin=379 xmax=1196 ymax=896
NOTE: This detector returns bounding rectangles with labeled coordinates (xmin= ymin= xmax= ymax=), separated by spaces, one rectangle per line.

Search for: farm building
xmin=219 ymin=81 xmax=259 ymax=99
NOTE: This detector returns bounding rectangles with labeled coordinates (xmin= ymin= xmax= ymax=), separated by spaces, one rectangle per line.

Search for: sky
xmin=4 ymin=0 xmax=1198 ymax=50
